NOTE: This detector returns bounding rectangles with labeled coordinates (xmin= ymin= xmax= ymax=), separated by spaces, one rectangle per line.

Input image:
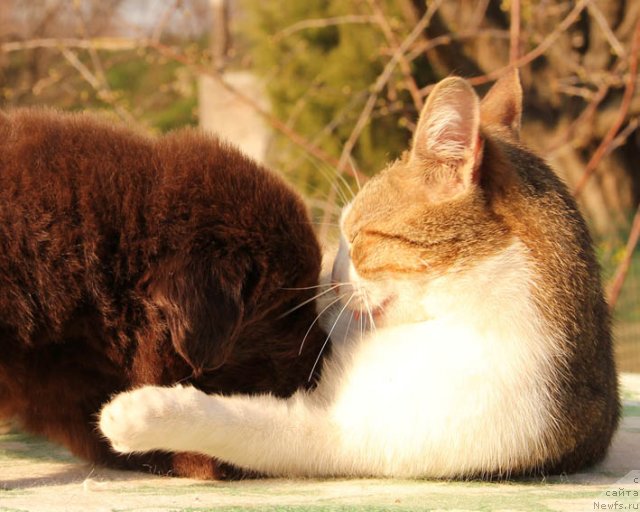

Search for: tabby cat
xmin=100 ymin=70 xmax=619 ymax=478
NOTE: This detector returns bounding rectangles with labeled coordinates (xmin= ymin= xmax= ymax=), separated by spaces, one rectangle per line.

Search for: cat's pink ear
xmin=410 ymin=77 xmax=482 ymax=198
xmin=480 ymin=68 xmax=522 ymax=137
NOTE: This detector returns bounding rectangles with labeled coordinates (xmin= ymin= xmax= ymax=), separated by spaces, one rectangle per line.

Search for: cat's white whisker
xmin=343 ymin=300 xmax=356 ymax=339
xmin=331 ymin=182 xmax=351 ymax=208
xmin=277 ymin=285 xmax=340 ymax=319
xmin=303 ymin=154 xmax=352 ymax=206
xmin=307 ymin=293 xmax=355 ymax=382
xmin=333 ymin=166 xmax=357 ymax=202
xmin=358 ymin=301 xmax=364 ymax=343
xmin=363 ymin=293 xmax=377 ymax=333
xmin=307 ymin=150 xmax=357 ymax=203
xmin=347 ymin=155 xmax=362 ymax=192
xmin=280 ymin=282 xmax=345 ymax=291
xmin=418 ymin=257 xmax=430 ymax=267
xmin=304 ymin=195 xmax=344 ymax=217
xmin=174 ymin=374 xmax=193 ymax=385
xmin=308 ymin=222 xmax=341 ymax=228
xmin=298 ymin=292 xmax=347 ymax=356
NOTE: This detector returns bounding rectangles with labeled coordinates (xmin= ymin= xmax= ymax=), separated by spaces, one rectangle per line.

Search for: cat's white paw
xmin=99 ymin=385 xmax=203 ymax=454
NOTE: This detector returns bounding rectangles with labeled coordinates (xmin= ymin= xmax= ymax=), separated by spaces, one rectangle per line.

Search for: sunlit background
xmin=1 ymin=0 xmax=638 ymax=371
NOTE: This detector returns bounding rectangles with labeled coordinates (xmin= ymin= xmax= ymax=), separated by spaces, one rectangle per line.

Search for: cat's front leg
xmin=99 ymin=385 xmax=351 ymax=477
xmin=99 ymin=385 xmax=212 ymax=454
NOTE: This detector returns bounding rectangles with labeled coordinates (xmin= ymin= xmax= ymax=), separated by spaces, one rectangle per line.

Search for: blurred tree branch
xmin=574 ymin=17 xmax=640 ymax=198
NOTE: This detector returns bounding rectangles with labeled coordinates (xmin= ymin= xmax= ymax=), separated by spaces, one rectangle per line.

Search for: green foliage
xmin=597 ymin=228 xmax=640 ymax=372
xmin=241 ymin=0 xmax=433 ymax=198
xmin=600 ymin=243 xmax=640 ymax=316
xmin=104 ymin=51 xmax=199 ymax=132
xmin=0 ymin=48 xmax=199 ymax=134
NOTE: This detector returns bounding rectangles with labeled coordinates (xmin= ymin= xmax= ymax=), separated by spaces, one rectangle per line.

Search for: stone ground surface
xmin=1 ymin=374 xmax=639 ymax=512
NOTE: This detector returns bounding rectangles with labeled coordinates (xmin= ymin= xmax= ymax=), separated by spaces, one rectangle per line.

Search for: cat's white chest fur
xmin=315 ymin=240 xmax=561 ymax=477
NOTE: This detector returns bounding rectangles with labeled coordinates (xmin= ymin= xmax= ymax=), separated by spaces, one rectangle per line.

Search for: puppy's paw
xmin=99 ymin=385 xmax=202 ymax=454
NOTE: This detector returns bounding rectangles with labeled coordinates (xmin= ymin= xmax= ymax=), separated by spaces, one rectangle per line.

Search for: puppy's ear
xmin=150 ymin=257 xmax=243 ymax=375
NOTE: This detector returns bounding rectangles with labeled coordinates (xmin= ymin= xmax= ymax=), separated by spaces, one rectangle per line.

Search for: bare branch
xmin=1 ymin=37 xmax=145 ymax=52
xmin=469 ymin=0 xmax=491 ymax=31
xmin=574 ymin=17 xmax=640 ymax=197
xmin=509 ymin=0 xmax=521 ymax=64
xmin=608 ymin=202 xmax=640 ymax=310
xmin=548 ymin=83 xmax=610 ymax=154
xmin=587 ymin=2 xmax=626 ymax=58
xmin=59 ymin=47 xmax=136 ymax=124
xmin=273 ymin=15 xmax=376 ymax=42
xmin=405 ymin=29 xmax=511 ymax=62
xmin=368 ymin=0 xmax=424 ymax=111
xmin=607 ymin=116 xmax=640 ymax=153
xmin=419 ymin=0 xmax=591 ymax=96
xmin=151 ymin=0 xmax=182 ymax=44
xmin=71 ymin=3 xmax=111 ymax=105
xmin=60 ymin=47 xmax=100 ymax=90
